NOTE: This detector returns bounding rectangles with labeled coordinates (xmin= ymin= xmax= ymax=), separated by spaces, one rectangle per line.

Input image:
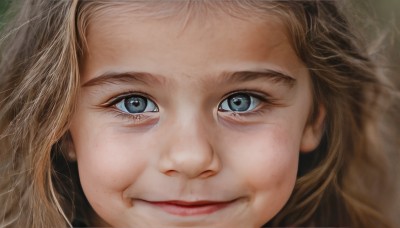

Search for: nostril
xmin=199 ymin=170 xmax=216 ymax=179
xmin=164 ymin=170 xmax=178 ymax=177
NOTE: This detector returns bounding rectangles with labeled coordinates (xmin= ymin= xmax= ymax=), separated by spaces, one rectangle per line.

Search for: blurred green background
xmin=0 ymin=0 xmax=9 ymax=14
xmin=0 ymin=0 xmax=11 ymax=30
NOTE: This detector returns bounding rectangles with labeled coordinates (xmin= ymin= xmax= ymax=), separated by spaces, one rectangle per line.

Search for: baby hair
xmin=0 ymin=0 xmax=398 ymax=227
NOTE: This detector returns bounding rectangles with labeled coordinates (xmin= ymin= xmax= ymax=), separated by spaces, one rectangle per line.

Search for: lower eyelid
xmin=111 ymin=110 xmax=160 ymax=126
xmin=217 ymin=109 xmax=270 ymax=126
xmin=218 ymin=104 xmax=269 ymax=116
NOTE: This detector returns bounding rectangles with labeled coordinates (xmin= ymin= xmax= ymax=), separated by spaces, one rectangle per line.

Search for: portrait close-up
xmin=0 ymin=0 xmax=399 ymax=228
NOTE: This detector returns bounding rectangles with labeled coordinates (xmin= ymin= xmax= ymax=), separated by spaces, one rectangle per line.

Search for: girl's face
xmin=70 ymin=6 xmax=324 ymax=228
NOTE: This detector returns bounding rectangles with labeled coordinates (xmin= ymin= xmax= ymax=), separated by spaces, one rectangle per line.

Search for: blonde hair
xmin=0 ymin=0 xmax=80 ymax=227
xmin=0 ymin=1 xmax=398 ymax=227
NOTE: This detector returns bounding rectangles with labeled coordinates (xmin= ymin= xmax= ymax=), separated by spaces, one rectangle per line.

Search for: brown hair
xmin=0 ymin=1 xmax=398 ymax=227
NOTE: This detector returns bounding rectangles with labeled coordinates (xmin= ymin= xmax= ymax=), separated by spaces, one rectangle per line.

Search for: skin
xmin=69 ymin=7 xmax=325 ymax=228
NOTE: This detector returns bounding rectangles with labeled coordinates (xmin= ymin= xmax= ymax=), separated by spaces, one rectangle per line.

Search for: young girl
xmin=0 ymin=0 xmax=398 ymax=227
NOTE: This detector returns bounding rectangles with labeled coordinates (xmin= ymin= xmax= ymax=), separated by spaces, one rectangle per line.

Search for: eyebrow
xmin=82 ymin=69 xmax=296 ymax=88
xmin=223 ymin=70 xmax=296 ymax=87
xmin=82 ymin=71 xmax=165 ymax=87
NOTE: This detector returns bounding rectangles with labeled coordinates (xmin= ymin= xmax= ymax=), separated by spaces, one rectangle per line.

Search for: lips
xmin=140 ymin=199 xmax=235 ymax=216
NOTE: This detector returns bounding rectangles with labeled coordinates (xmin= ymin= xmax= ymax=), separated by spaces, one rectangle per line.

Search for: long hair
xmin=0 ymin=0 xmax=80 ymax=227
xmin=265 ymin=2 xmax=398 ymax=227
xmin=0 ymin=1 xmax=398 ymax=227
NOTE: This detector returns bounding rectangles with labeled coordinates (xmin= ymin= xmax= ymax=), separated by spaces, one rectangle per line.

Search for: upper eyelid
xmin=220 ymin=91 xmax=285 ymax=108
xmin=221 ymin=90 xmax=270 ymax=102
xmin=101 ymin=91 xmax=156 ymax=107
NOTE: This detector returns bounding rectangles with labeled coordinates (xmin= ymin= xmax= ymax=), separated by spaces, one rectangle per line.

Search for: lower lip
xmin=143 ymin=200 xmax=234 ymax=216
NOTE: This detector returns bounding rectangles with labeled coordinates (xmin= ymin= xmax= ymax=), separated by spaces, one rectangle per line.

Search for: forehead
xmin=79 ymin=1 xmax=306 ymax=84
xmin=79 ymin=1 xmax=292 ymax=50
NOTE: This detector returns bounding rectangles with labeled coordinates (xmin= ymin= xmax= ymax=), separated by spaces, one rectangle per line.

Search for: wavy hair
xmin=0 ymin=1 xmax=398 ymax=227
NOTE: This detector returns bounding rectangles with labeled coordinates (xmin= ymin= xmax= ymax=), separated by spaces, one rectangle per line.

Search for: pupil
xmin=228 ymin=94 xmax=251 ymax=112
xmin=125 ymin=96 xmax=147 ymax=113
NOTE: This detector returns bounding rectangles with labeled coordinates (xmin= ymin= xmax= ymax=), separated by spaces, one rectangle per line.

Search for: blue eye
xmin=115 ymin=95 xmax=158 ymax=114
xmin=219 ymin=93 xmax=260 ymax=112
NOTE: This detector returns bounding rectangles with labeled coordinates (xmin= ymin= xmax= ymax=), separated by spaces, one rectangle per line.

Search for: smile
xmin=139 ymin=199 xmax=237 ymax=216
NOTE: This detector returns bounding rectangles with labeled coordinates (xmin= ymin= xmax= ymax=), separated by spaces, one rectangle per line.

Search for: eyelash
xmin=101 ymin=91 xmax=158 ymax=123
xmin=218 ymin=90 xmax=276 ymax=118
xmin=101 ymin=90 xmax=277 ymax=122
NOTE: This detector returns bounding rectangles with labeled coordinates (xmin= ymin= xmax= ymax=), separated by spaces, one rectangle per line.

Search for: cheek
xmin=252 ymin=127 xmax=298 ymax=179
xmin=70 ymin=120 xmax=151 ymax=208
xmin=222 ymin=124 xmax=300 ymax=181
xmin=219 ymin=125 xmax=300 ymax=219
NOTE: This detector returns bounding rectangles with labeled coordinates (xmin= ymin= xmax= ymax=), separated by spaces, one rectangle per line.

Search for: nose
xmin=158 ymin=116 xmax=221 ymax=179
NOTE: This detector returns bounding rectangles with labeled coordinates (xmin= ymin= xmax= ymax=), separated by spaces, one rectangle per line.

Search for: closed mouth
xmin=140 ymin=199 xmax=237 ymax=216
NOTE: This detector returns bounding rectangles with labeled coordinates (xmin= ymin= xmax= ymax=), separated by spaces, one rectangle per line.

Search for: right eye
xmin=115 ymin=95 xmax=158 ymax=114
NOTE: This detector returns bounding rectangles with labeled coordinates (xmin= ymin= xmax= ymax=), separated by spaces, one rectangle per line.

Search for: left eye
xmin=115 ymin=95 xmax=158 ymax=114
xmin=219 ymin=93 xmax=260 ymax=112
